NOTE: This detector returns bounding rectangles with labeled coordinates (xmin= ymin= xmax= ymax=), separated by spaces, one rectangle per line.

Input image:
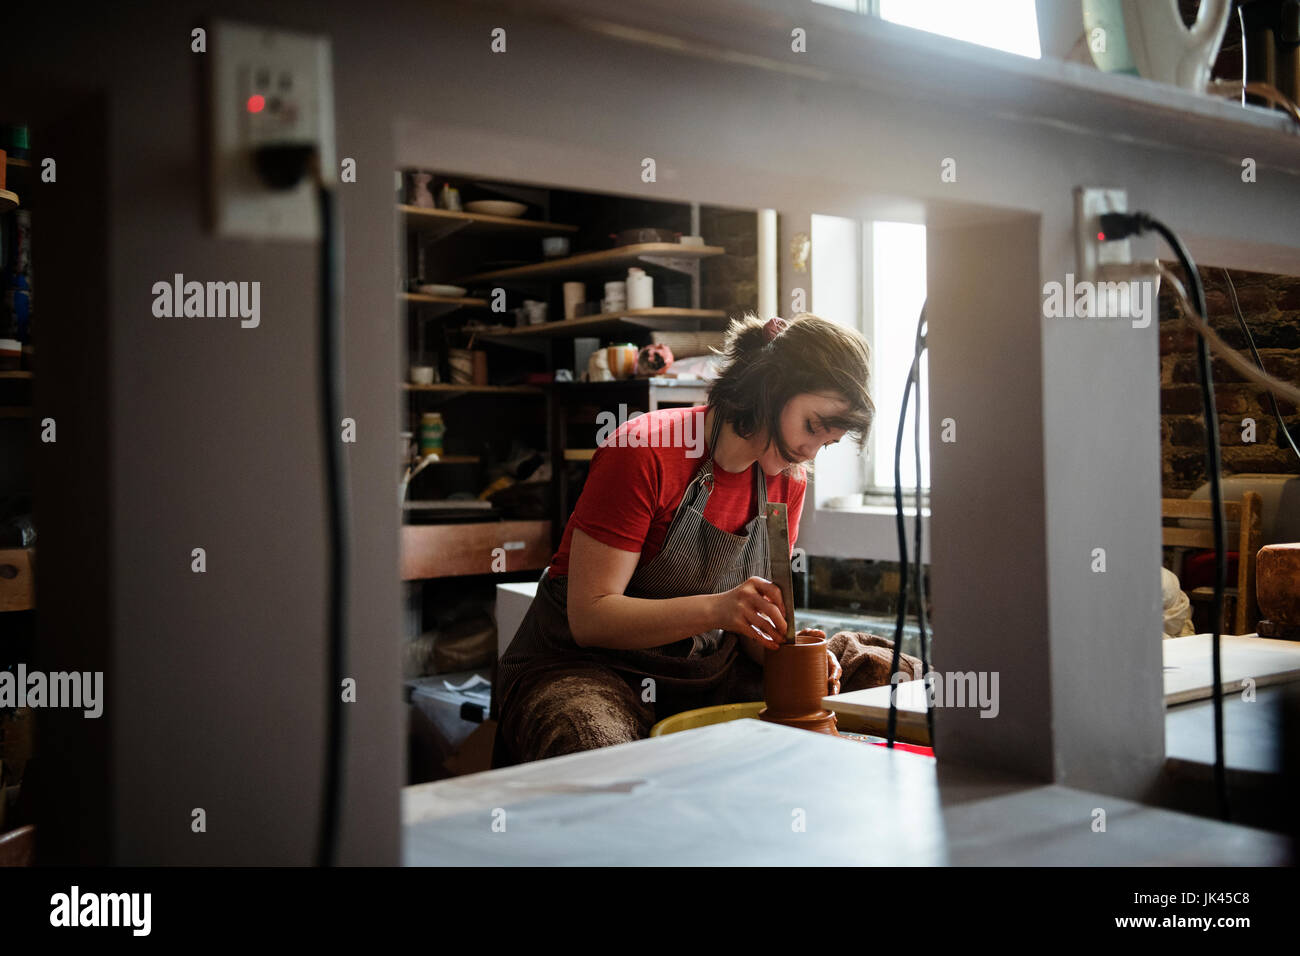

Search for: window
xmin=870 ymin=221 xmax=928 ymax=493
xmin=813 ymin=0 xmax=1043 ymax=60
xmin=810 ymin=215 xmax=928 ymax=499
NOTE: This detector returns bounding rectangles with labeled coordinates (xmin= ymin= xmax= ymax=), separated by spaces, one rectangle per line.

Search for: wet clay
xmin=759 ymin=632 xmax=839 ymax=735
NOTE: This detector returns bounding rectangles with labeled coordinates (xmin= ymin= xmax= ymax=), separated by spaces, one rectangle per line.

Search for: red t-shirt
xmin=549 ymin=405 xmax=806 ymax=576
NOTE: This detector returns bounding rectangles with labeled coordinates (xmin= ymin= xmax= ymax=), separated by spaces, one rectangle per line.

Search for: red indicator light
xmin=1097 ymin=231 xmax=1105 ymax=241
xmin=247 ymin=94 xmax=265 ymax=113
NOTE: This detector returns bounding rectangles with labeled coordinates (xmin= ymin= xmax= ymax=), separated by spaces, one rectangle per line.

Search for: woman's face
xmin=756 ymin=391 xmax=851 ymax=475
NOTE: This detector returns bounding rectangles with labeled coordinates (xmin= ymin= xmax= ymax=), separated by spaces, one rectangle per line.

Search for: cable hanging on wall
xmin=888 ymin=301 xmax=931 ymax=750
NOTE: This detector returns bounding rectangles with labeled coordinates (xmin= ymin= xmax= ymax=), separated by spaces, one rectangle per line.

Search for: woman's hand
xmin=715 ymin=576 xmax=787 ymax=649
xmin=794 ymin=627 xmax=841 ymax=695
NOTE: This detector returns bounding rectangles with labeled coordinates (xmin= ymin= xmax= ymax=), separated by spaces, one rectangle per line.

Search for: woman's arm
xmin=566 ymin=528 xmax=722 ymax=650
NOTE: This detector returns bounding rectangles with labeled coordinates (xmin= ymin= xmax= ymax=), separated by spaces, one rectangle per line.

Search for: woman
xmin=490 ymin=311 xmax=878 ymax=767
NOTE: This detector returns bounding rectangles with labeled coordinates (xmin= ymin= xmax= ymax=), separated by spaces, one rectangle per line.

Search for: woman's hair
xmin=708 ymin=311 xmax=874 ymax=477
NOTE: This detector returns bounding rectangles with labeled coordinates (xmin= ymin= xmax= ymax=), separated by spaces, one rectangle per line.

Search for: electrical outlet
xmin=207 ymin=20 xmax=335 ymax=240
xmin=1073 ymin=186 xmax=1130 ymax=288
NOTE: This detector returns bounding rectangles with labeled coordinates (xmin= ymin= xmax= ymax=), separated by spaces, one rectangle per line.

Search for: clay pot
xmin=759 ymin=631 xmax=838 ymax=735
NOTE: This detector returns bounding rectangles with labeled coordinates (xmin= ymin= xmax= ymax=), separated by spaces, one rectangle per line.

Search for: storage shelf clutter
xmin=395 ymin=169 xmax=756 ymax=563
xmin=394 ymin=170 xmax=758 ymax=722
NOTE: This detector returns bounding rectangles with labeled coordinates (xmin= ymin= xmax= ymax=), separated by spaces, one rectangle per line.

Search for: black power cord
xmin=912 ymin=317 xmax=934 ymax=750
xmin=1102 ymin=211 xmax=1229 ymax=822
xmin=253 ymin=144 xmax=349 ymax=865
xmin=1222 ymin=268 xmax=1300 ymax=464
xmin=888 ymin=302 xmax=927 ymax=749
xmin=315 ymin=179 xmax=348 ymax=867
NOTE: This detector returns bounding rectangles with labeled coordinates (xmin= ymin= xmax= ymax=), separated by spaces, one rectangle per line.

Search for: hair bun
xmin=763 ymin=316 xmax=789 ymax=342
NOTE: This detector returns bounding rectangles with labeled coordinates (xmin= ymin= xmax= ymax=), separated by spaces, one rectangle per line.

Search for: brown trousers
xmin=496 ymin=651 xmax=765 ymax=766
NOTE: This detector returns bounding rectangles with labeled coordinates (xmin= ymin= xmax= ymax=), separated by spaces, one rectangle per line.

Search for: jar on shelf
xmin=420 ymin=412 xmax=445 ymax=457
xmin=626 ymin=267 xmax=653 ymax=310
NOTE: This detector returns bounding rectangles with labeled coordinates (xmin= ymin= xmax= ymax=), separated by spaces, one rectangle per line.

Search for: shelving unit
xmin=396 ymin=171 xmax=744 ymax=568
xmin=397 ymin=179 xmax=581 ymax=581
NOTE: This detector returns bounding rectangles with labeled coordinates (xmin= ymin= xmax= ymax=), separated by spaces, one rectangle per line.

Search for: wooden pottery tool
xmin=764 ymin=502 xmax=796 ymax=644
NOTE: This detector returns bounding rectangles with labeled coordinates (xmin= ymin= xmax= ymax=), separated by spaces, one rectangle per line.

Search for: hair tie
xmin=763 ymin=316 xmax=789 ymax=343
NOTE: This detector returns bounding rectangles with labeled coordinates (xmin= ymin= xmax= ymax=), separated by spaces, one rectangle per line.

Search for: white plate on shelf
xmin=464 ymin=200 xmax=527 ymax=218
xmin=416 ymin=284 xmax=467 ymax=297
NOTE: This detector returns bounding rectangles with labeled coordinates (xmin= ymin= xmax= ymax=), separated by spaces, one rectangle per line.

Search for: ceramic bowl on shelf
xmin=541 ymin=236 xmax=570 ymax=258
xmin=464 ymin=200 xmax=527 ymax=218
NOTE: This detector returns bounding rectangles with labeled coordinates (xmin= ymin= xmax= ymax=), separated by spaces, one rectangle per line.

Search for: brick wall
xmin=699 ymin=207 xmax=758 ymax=314
xmin=806 ymin=555 xmax=932 ymax=620
xmin=1159 ymin=268 xmax=1300 ymax=497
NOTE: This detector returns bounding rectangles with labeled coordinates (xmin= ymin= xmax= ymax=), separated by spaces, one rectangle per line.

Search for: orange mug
xmin=606 ymin=343 xmax=638 ymax=380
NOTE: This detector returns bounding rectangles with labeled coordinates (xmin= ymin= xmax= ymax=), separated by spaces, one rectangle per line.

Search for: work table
xmin=402 ymin=719 xmax=1289 ymax=865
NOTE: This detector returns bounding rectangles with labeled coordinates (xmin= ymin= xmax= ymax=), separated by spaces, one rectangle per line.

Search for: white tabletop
xmin=402 ymin=718 xmax=1289 ymax=865
xmin=827 ymin=634 xmax=1300 ymax=727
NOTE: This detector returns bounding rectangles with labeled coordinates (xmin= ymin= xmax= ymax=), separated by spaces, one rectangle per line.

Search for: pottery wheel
xmin=758 ymin=706 xmax=839 ymax=735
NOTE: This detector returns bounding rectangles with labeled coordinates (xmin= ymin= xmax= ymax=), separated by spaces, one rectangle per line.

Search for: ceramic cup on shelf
xmin=522 ymin=300 xmax=548 ymax=325
xmin=563 ymin=282 xmax=585 ymax=320
xmin=603 ymin=282 xmax=627 ymax=315
xmin=542 ymin=236 xmax=571 ymax=258
xmin=409 ymin=365 xmax=435 ymax=385
xmin=606 ymin=343 xmax=638 ymax=380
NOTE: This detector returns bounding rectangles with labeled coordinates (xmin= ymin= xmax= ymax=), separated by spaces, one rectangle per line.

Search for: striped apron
xmin=490 ymin=411 xmax=775 ymax=757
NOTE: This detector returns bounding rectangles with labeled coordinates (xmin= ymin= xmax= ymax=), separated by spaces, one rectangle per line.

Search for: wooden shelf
xmin=403 ymin=454 xmax=480 ymax=465
xmin=399 ymin=204 xmax=579 ymax=242
xmin=0 ymin=371 xmax=34 ymax=379
xmin=401 ymin=520 xmax=552 ymax=580
xmin=4 ymin=157 xmax=32 ymax=169
xmin=479 ymin=307 xmax=729 ymax=339
xmin=0 ymin=407 xmax=32 ymax=417
xmin=402 ymin=383 xmax=542 ymax=395
xmin=564 ymin=448 xmax=598 ymax=461
xmin=454 ymin=242 xmax=725 ymax=284
xmin=400 ymin=292 xmax=489 ymax=318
